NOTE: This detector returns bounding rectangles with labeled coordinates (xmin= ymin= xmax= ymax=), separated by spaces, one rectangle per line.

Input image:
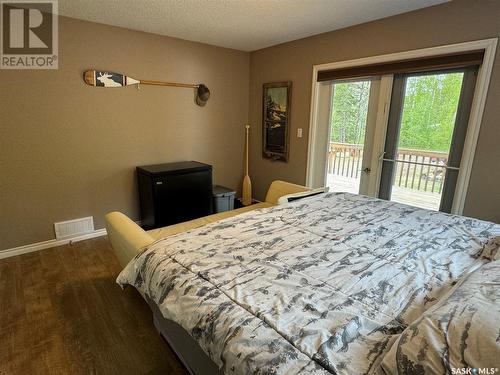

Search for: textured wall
xmin=248 ymin=0 xmax=500 ymax=223
xmin=0 ymin=16 xmax=249 ymax=249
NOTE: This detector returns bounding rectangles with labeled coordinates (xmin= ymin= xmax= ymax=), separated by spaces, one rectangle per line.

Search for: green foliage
xmin=330 ymin=73 xmax=464 ymax=152
xmin=330 ymin=81 xmax=370 ymax=145
xmin=399 ymin=73 xmax=463 ymax=152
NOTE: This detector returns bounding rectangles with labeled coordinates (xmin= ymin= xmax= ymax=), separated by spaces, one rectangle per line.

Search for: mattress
xmin=117 ymin=192 xmax=500 ymax=374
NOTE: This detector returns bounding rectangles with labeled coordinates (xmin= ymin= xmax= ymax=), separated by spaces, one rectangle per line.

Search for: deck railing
xmin=328 ymin=142 xmax=449 ymax=193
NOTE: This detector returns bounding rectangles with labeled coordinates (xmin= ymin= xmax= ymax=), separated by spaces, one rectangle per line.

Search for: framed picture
xmin=262 ymin=82 xmax=292 ymax=162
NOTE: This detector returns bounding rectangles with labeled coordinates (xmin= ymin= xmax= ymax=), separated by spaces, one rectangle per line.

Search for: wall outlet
xmin=297 ymin=128 xmax=303 ymax=138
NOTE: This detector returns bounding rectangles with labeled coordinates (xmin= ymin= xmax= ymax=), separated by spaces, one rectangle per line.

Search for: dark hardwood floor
xmin=0 ymin=237 xmax=188 ymax=375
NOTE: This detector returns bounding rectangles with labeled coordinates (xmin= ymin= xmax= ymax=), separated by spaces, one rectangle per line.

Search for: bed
xmin=113 ymin=191 xmax=500 ymax=374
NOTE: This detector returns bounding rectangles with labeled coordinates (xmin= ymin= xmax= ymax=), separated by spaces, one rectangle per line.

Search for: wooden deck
xmin=327 ymin=174 xmax=441 ymax=211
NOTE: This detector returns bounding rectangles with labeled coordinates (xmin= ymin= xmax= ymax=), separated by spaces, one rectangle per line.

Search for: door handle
xmin=362 ymin=167 xmax=371 ymax=173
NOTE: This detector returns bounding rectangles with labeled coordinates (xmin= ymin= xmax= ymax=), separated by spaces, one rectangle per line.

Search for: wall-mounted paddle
xmin=83 ymin=70 xmax=210 ymax=106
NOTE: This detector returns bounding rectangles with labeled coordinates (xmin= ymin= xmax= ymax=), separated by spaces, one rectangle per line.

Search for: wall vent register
xmin=54 ymin=216 xmax=95 ymax=240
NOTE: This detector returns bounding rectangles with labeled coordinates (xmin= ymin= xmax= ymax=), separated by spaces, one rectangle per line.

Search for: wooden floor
xmin=0 ymin=237 xmax=188 ymax=375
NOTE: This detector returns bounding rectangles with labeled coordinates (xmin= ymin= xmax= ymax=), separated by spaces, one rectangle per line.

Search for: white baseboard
xmin=0 ymin=228 xmax=108 ymax=260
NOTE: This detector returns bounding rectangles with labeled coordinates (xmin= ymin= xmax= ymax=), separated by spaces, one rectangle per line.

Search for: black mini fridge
xmin=137 ymin=161 xmax=213 ymax=229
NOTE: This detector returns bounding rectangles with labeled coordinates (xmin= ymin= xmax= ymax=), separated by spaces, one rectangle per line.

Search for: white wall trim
xmin=451 ymin=39 xmax=498 ymax=214
xmin=0 ymin=228 xmax=107 ymax=260
xmin=306 ymin=78 xmax=322 ymax=186
xmin=306 ymin=38 xmax=498 ymax=215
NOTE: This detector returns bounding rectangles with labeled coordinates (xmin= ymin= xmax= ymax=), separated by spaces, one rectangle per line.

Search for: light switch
xmin=297 ymin=128 xmax=303 ymax=138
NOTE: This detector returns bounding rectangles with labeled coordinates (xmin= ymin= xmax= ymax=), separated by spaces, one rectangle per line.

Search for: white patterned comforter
xmin=117 ymin=193 xmax=500 ymax=374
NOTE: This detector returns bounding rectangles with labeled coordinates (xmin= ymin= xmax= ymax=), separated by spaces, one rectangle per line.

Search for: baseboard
xmin=0 ymin=228 xmax=108 ymax=260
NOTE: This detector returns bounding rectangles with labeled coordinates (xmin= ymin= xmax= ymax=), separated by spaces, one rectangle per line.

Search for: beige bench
xmin=105 ymin=180 xmax=310 ymax=268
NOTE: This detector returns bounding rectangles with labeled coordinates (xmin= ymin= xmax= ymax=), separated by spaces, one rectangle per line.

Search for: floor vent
xmin=54 ymin=216 xmax=94 ymax=240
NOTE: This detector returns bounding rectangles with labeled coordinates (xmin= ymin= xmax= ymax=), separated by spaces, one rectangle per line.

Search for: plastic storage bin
xmin=213 ymin=185 xmax=236 ymax=213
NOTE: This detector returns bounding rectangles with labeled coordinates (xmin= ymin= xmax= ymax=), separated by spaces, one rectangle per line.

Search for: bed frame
xmin=146 ymin=297 xmax=222 ymax=375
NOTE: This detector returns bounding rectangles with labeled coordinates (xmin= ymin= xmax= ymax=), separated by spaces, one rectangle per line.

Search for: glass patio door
xmin=326 ymin=78 xmax=383 ymax=195
xmin=379 ymin=67 xmax=478 ymax=212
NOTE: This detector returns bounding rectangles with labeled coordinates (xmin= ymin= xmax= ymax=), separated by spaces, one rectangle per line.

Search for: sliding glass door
xmin=326 ymin=78 xmax=381 ymax=195
xmin=307 ymin=44 xmax=493 ymax=215
xmin=308 ymin=76 xmax=391 ymax=197
xmin=379 ymin=67 xmax=478 ymax=212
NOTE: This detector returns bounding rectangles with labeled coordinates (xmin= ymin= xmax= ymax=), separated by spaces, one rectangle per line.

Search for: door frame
xmin=306 ymin=38 xmax=498 ymax=214
xmin=309 ymin=77 xmax=388 ymax=195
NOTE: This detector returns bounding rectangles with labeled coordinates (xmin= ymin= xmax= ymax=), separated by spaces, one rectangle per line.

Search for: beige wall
xmin=2 ymin=1 xmax=499 ymax=250
xmin=248 ymin=0 xmax=500 ymax=223
xmin=0 ymin=16 xmax=249 ymax=249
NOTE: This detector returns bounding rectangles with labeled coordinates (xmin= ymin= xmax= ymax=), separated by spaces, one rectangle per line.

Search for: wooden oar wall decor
xmin=83 ymin=70 xmax=210 ymax=106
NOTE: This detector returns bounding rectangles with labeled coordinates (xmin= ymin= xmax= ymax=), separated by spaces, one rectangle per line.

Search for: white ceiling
xmin=58 ymin=0 xmax=448 ymax=52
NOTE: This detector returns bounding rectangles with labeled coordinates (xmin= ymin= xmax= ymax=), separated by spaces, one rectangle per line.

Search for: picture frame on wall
xmin=262 ymin=81 xmax=292 ymax=162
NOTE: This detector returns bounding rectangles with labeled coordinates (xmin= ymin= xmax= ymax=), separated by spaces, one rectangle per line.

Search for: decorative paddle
xmin=242 ymin=124 xmax=252 ymax=206
xmin=83 ymin=70 xmax=210 ymax=106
